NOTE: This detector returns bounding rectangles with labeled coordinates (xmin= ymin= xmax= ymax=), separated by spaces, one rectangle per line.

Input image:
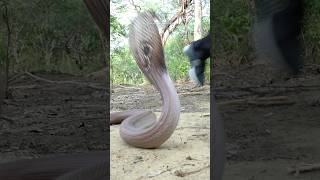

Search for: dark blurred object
xmin=84 ymin=0 xmax=108 ymax=36
xmin=183 ymin=34 xmax=211 ymax=86
xmin=0 ymin=68 xmax=6 ymax=116
xmin=212 ymin=96 xmax=225 ymax=180
xmin=253 ymin=0 xmax=304 ymax=74
xmin=0 ymin=152 xmax=108 ymax=180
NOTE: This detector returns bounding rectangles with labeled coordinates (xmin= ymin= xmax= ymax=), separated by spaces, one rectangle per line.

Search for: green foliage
xmin=303 ymin=0 xmax=320 ymax=63
xmin=0 ymin=0 xmax=105 ymax=75
xmin=111 ymin=46 xmax=144 ymax=84
xmin=111 ymin=15 xmax=126 ymax=37
xmin=110 ymin=1 xmax=210 ymax=85
xmin=212 ymin=0 xmax=253 ymax=64
xmin=164 ymin=35 xmax=190 ymax=81
xmin=110 ymin=36 xmax=191 ymax=85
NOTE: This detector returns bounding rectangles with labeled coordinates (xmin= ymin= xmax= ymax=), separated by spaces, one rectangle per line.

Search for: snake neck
xmin=154 ymin=72 xmax=180 ymax=130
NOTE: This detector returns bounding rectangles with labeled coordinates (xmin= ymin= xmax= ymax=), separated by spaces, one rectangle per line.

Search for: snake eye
xmin=141 ymin=41 xmax=152 ymax=57
xmin=143 ymin=45 xmax=150 ymax=56
xmin=135 ymin=42 xmax=151 ymax=72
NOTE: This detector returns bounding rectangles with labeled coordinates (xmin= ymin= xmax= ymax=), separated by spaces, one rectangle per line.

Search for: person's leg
xmin=253 ymin=0 xmax=304 ymax=74
xmin=183 ymin=34 xmax=211 ymax=86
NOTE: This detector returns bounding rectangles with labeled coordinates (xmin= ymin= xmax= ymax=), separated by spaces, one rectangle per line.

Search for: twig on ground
xmin=288 ymin=163 xmax=320 ymax=175
xmin=23 ymin=72 xmax=107 ymax=91
xmin=217 ymin=96 xmax=295 ymax=106
xmin=9 ymin=85 xmax=38 ymax=90
xmin=176 ymin=126 xmax=210 ymax=130
xmin=8 ymin=72 xmax=25 ymax=83
xmin=179 ymin=91 xmax=210 ymax=96
xmin=174 ymin=164 xmax=210 ymax=177
xmin=112 ymin=84 xmax=142 ymax=91
xmin=1 ymin=116 xmax=105 ymax=134
xmin=213 ymin=72 xmax=235 ymax=79
xmin=215 ymin=84 xmax=320 ymax=93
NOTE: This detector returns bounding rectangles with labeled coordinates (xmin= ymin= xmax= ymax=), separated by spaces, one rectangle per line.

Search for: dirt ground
xmin=0 ymin=72 xmax=108 ymax=163
xmin=214 ymin=62 xmax=320 ymax=180
xmin=0 ymin=61 xmax=319 ymax=180
xmin=111 ymin=83 xmax=210 ymax=180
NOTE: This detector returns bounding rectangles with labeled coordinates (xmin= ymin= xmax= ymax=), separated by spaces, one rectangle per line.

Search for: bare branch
xmin=129 ymin=0 xmax=141 ymax=12
xmin=160 ymin=0 xmax=192 ymax=45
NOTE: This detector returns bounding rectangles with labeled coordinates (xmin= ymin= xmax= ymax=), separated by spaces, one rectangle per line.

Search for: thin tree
xmin=193 ymin=0 xmax=202 ymax=40
xmin=2 ymin=2 xmax=11 ymax=96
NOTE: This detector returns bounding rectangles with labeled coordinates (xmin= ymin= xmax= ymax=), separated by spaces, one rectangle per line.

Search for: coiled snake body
xmin=110 ymin=12 xmax=181 ymax=148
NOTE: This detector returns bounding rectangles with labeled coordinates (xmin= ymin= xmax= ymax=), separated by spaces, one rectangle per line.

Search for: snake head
xmin=129 ymin=11 xmax=167 ymax=85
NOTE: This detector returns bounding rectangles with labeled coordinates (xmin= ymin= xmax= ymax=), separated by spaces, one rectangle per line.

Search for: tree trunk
xmin=194 ymin=0 xmax=202 ymax=40
xmin=0 ymin=70 xmax=5 ymax=115
xmin=3 ymin=5 xmax=11 ymax=99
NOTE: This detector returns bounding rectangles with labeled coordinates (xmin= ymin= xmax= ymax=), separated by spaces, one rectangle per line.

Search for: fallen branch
xmin=179 ymin=91 xmax=210 ymax=96
xmin=215 ymin=84 xmax=320 ymax=93
xmin=174 ymin=164 xmax=210 ymax=177
xmin=176 ymin=126 xmax=209 ymax=130
xmin=201 ymin=113 xmax=210 ymax=117
xmin=9 ymin=85 xmax=38 ymax=90
xmin=112 ymin=84 xmax=142 ymax=91
xmin=213 ymin=72 xmax=235 ymax=79
xmin=288 ymin=163 xmax=320 ymax=175
xmin=217 ymin=96 xmax=295 ymax=106
xmin=1 ymin=116 xmax=105 ymax=134
xmin=3 ymin=99 xmax=19 ymax=106
xmin=23 ymin=72 xmax=107 ymax=91
xmin=8 ymin=72 xmax=25 ymax=83
xmin=72 ymin=105 xmax=106 ymax=109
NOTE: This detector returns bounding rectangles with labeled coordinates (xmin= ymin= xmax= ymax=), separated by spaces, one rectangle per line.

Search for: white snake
xmin=110 ymin=11 xmax=181 ymax=148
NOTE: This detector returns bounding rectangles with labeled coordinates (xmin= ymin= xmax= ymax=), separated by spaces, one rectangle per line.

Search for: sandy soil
xmin=214 ymin=62 xmax=320 ymax=180
xmin=111 ymin=83 xmax=211 ymax=180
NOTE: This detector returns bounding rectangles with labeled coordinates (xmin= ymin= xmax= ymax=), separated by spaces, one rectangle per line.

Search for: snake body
xmin=111 ymin=12 xmax=181 ymax=148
